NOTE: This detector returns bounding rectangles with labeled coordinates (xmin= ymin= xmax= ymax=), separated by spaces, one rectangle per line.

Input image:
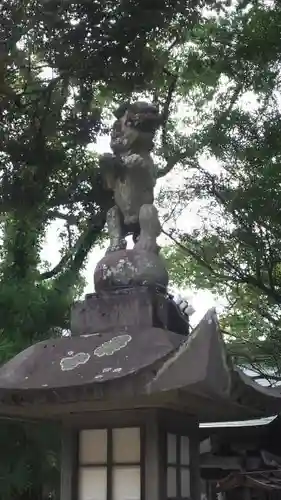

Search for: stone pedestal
xmin=94 ymin=248 xmax=169 ymax=293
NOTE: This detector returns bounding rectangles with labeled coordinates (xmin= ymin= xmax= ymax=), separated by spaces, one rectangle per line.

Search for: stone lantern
xmin=0 ymin=101 xmax=280 ymax=500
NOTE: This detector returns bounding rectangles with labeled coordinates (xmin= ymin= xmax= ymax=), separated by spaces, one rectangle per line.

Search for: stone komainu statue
xmin=99 ymin=101 xmax=162 ymax=253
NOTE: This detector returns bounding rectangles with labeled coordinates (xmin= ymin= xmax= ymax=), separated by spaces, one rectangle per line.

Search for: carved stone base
xmin=94 ymin=248 xmax=169 ymax=293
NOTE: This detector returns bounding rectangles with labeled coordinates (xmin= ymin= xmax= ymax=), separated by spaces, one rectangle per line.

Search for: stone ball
xmin=94 ymin=249 xmax=169 ymax=293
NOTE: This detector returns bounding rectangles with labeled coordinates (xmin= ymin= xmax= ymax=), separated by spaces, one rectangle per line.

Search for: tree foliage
xmin=0 ymin=0 xmax=220 ymax=350
xmin=162 ymin=0 xmax=281 ymax=382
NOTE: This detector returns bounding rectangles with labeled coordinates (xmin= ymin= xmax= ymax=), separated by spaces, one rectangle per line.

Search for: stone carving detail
xmin=95 ymin=101 xmax=169 ymax=292
xmin=100 ymin=101 xmax=162 ymax=252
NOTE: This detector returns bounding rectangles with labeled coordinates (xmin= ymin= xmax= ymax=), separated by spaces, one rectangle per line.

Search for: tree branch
xmin=161 ymin=69 xmax=179 ymax=152
xmin=157 ymin=150 xmax=195 ymax=178
xmin=165 ymin=219 xmax=281 ymax=304
xmin=48 ymin=210 xmax=79 ymax=226
xmin=162 ymin=228 xmax=229 ymax=279
xmin=157 ymin=157 xmax=178 ymax=178
xmin=39 ymin=211 xmax=106 ymax=280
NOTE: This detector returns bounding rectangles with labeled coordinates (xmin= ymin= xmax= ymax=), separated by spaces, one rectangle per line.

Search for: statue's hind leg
xmin=134 ymin=204 xmax=161 ymax=254
xmin=106 ymin=206 xmax=127 ymax=253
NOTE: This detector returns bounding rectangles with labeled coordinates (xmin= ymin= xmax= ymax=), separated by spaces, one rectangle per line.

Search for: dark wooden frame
xmin=158 ymin=409 xmax=200 ymax=500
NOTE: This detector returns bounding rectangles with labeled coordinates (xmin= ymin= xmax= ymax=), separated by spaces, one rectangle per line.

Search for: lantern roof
xmin=0 ymin=288 xmax=280 ymax=421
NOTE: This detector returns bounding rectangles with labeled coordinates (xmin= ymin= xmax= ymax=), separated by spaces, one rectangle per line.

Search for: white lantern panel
xmin=79 ymin=429 xmax=107 ymax=464
xmin=167 ymin=467 xmax=177 ymax=498
xmin=200 ymin=438 xmax=211 ymax=455
xmin=112 ymin=466 xmax=141 ymax=500
xmin=167 ymin=433 xmax=177 ymax=464
xmin=78 ymin=467 xmax=107 ymax=500
xmin=180 ymin=436 xmax=190 ymax=465
xmin=112 ymin=428 xmax=140 ymax=463
xmin=181 ymin=468 xmax=190 ymax=497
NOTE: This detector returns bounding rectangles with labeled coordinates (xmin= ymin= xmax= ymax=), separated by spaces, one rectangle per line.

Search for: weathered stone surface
xmin=0 ymin=310 xmax=280 ymax=421
xmin=99 ymin=100 xmax=162 ymax=253
xmin=135 ymin=204 xmax=161 ymax=253
xmin=71 ymin=287 xmax=190 ymax=337
xmin=96 ymin=100 xmax=168 ymax=291
xmin=0 ymin=326 xmax=182 ymax=391
xmin=94 ymin=248 xmax=169 ymax=293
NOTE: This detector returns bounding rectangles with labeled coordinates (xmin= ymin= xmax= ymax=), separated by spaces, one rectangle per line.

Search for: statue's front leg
xmin=106 ymin=206 xmax=127 ymax=253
